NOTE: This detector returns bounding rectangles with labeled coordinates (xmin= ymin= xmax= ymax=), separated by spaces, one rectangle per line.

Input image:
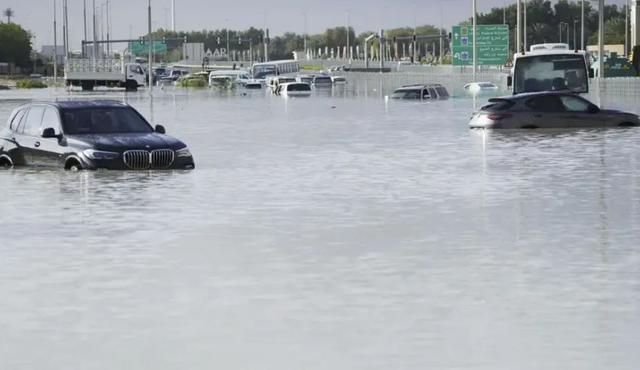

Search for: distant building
xmin=587 ymin=44 xmax=625 ymax=58
xmin=40 ymin=45 xmax=66 ymax=60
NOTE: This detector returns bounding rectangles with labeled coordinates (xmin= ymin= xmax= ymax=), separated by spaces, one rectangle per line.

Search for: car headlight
xmin=83 ymin=149 xmax=120 ymax=160
xmin=175 ymin=147 xmax=192 ymax=158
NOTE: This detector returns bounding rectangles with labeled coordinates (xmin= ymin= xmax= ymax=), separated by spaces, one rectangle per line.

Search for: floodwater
xmin=1 ymin=85 xmax=640 ymax=370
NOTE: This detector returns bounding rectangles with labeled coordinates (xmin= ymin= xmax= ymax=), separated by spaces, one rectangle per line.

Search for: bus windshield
xmin=253 ymin=65 xmax=276 ymax=79
xmin=514 ymin=54 xmax=588 ymax=94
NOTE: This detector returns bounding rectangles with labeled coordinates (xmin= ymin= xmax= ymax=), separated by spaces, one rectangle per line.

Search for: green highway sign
xmin=452 ymin=25 xmax=509 ymax=66
xmin=129 ymin=41 xmax=168 ymax=56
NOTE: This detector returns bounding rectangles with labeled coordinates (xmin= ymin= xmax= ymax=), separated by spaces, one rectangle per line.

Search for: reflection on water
xmin=1 ymin=86 xmax=640 ymax=370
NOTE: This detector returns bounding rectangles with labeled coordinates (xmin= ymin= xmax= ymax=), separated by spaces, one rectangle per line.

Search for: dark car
xmin=0 ymin=101 xmax=195 ymax=170
xmin=469 ymin=91 xmax=640 ymax=129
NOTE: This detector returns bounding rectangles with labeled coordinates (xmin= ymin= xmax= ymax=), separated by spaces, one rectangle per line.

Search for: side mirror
xmin=588 ymin=104 xmax=600 ymax=114
xmin=155 ymin=124 xmax=166 ymax=134
xmin=41 ymin=127 xmax=59 ymax=138
xmin=507 ymin=76 xmax=513 ymax=88
xmin=589 ymin=68 xmax=595 ymax=78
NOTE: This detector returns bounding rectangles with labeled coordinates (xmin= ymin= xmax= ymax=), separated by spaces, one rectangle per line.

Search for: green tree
xmin=0 ymin=22 xmax=32 ymax=68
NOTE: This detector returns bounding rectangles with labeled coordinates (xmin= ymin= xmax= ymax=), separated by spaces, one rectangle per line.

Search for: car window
xmin=525 ymin=95 xmax=566 ymax=112
xmin=428 ymin=88 xmax=438 ymax=98
xmin=559 ymin=96 xmax=591 ymax=112
xmin=435 ymin=87 xmax=449 ymax=98
xmin=42 ymin=107 xmax=61 ymax=130
xmin=422 ymin=89 xmax=430 ymax=99
xmin=22 ymin=106 xmax=45 ymax=136
xmin=9 ymin=109 xmax=26 ymax=131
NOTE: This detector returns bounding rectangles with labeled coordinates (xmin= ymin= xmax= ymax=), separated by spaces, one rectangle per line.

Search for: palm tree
xmin=3 ymin=8 xmax=14 ymax=23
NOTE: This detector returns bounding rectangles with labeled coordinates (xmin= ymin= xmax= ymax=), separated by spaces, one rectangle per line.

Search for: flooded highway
xmin=1 ymin=86 xmax=640 ymax=370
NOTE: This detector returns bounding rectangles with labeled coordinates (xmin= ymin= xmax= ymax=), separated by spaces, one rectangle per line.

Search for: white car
xmin=275 ymin=82 xmax=312 ymax=97
xmin=463 ymin=82 xmax=499 ymax=95
xmin=331 ymin=76 xmax=347 ymax=84
xmin=209 ymin=70 xmax=251 ymax=87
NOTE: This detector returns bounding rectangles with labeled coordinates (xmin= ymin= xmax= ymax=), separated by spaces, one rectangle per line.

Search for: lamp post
xmin=148 ymin=0 xmax=153 ymax=94
xmin=517 ymin=0 xmax=521 ymax=53
xmin=573 ymin=20 xmax=579 ymax=50
xmin=581 ymin=0 xmax=585 ymax=50
xmin=524 ymin=0 xmax=528 ymax=52
xmin=598 ymin=0 xmax=604 ymax=78
xmin=54 ymin=0 xmax=58 ymax=85
xmin=472 ymin=0 xmax=477 ymax=80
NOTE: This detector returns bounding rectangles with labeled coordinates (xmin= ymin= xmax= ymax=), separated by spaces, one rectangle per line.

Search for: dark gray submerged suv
xmin=0 ymin=100 xmax=194 ymax=170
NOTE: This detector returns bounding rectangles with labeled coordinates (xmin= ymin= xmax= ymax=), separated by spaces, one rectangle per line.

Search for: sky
xmin=1 ymin=0 xmax=628 ymax=50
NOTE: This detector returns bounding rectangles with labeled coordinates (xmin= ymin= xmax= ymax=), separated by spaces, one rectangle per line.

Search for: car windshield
xmin=514 ymin=54 xmax=588 ymax=94
xmin=61 ymin=107 xmax=153 ymax=135
xmin=253 ymin=65 xmax=276 ymax=79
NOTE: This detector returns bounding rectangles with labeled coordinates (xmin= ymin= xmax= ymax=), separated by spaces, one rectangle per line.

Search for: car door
xmin=558 ymin=95 xmax=605 ymax=128
xmin=524 ymin=95 xmax=566 ymax=128
xmin=2 ymin=108 xmax=28 ymax=165
xmin=15 ymin=106 xmax=46 ymax=165
xmin=33 ymin=106 xmax=65 ymax=167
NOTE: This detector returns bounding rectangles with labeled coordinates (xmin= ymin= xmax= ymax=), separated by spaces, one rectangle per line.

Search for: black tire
xmin=81 ymin=81 xmax=94 ymax=91
xmin=125 ymin=80 xmax=138 ymax=92
xmin=618 ymin=122 xmax=637 ymax=127
xmin=0 ymin=156 xmax=12 ymax=168
xmin=65 ymin=159 xmax=82 ymax=171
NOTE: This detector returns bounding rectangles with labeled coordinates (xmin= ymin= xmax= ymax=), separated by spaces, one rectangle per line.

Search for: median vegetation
xmin=177 ymin=77 xmax=207 ymax=88
xmin=15 ymin=79 xmax=47 ymax=89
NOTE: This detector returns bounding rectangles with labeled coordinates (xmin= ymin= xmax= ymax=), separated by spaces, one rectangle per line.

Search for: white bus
xmin=508 ymin=43 xmax=592 ymax=94
xmin=251 ymin=60 xmax=300 ymax=79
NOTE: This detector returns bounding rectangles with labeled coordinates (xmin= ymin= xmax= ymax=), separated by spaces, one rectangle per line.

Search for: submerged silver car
xmin=469 ymin=92 xmax=640 ymax=129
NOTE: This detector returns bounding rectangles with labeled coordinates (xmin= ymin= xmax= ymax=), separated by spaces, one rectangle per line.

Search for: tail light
xmin=487 ymin=113 xmax=513 ymax=121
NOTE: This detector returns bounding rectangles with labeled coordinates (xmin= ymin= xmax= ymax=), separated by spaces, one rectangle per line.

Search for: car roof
xmin=490 ymin=91 xmax=580 ymax=102
xmin=25 ymin=100 xmax=130 ymax=109
xmin=395 ymin=84 xmax=444 ymax=90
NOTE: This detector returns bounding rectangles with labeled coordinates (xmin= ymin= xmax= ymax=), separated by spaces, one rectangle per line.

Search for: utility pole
xmin=226 ymin=25 xmax=230 ymax=62
xmin=380 ymin=29 xmax=385 ymax=71
xmin=574 ymin=20 xmax=579 ymax=50
xmin=54 ymin=0 xmax=58 ymax=85
xmin=62 ymin=0 xmax=67 ymax=60
xmin=346 ymin=11 xmax=350 ymax=61
xmin=472 ymin=0 xmax=477 ymax=80
xmin=625 ymin=0 xmax=629 ymax=55
xmin=92 ymin=0 xmax=97 ymax=62
xmin=106 ymin=0 xmax=110 ymax=57
xmin=264 ymin=29 xmax=269 ymax=62
xmin=581 ymin=0 xmax=585 ymax=50
xmin=598 ymin=0 xmax=604 ymax=77
xmin=172 ymin=0 xmax=176 ymax=32
xmin=148 ymin=0 xmax=153 ymax=94
xmin=83 ymin=0 xmax=87 ymax=57
xmin=516 ymin=0 xmax=521 ymax=53
xmin=523 ymin=0 xmax=527 ymax=52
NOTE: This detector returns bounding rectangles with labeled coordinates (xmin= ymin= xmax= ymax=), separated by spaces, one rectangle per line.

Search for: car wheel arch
xmin=64 ymin=155 xmax=83 ymax=170
xmin=0 ymin=154 xmax=13 ymax=167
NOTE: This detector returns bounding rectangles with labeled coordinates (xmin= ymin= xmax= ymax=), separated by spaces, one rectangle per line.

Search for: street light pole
xmin=148 ymin=0 xmax=153 ymax=94
xmin=54 ymin=0 xmax=58 ymax=85
xmin=598 ymin=0 xmax=604 ymax=77
xmin=581 ymin=0 xmax=585 ymax=50
xmin=524 ymin=0 xmax=528 ymax=52
xmin=472 ymin=0 xmax=477 ymax=80
xmin=574 ymin=20 xmax=579 ymax=50
xmin=516 ymin=0 xmax=521 ymax=53
xmin=625 ymin=0 xmax=629 ymax=55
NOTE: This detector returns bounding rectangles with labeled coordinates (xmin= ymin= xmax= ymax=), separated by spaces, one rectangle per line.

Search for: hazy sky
xmin=3 ymin=0 xmax=628 ymax=50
